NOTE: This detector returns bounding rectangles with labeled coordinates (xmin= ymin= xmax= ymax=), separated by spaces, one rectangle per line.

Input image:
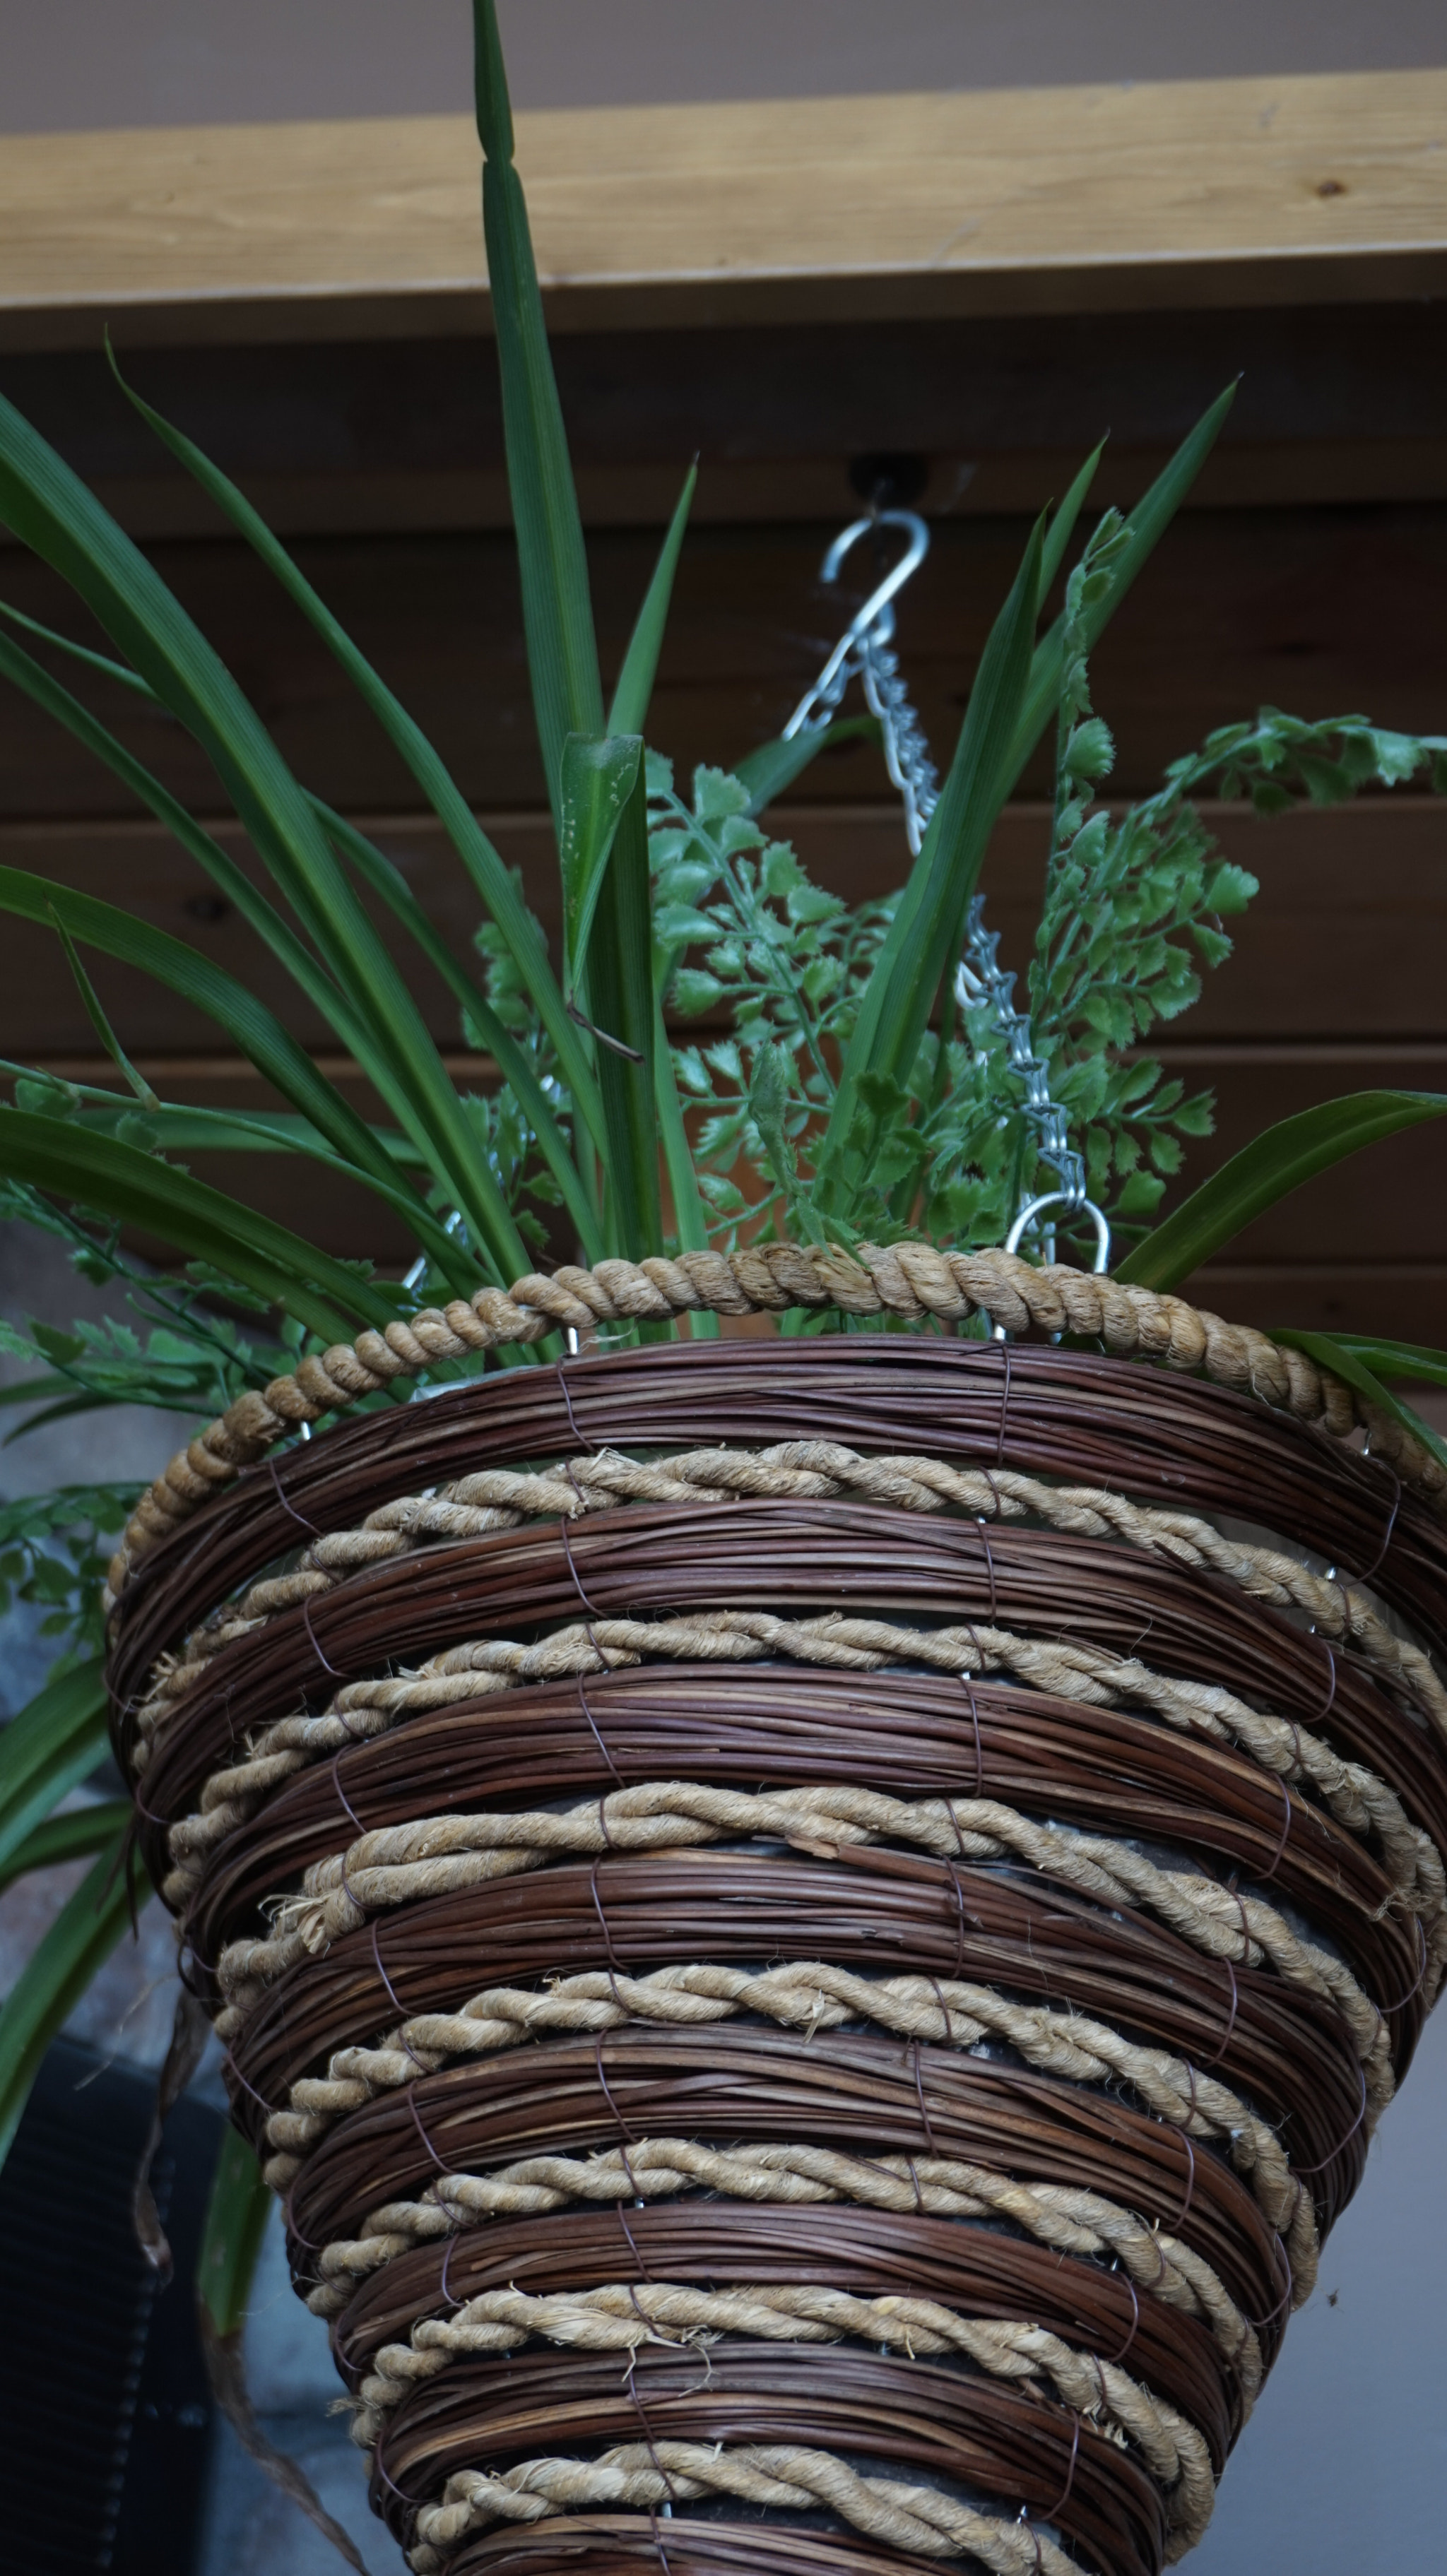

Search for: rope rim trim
xmin=104 ymin=1240 xmax=1447 ymax=1609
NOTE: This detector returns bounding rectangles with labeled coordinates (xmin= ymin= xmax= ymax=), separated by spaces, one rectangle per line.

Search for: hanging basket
xmin=109 ymin=1245 xmax=1447 ymax=2576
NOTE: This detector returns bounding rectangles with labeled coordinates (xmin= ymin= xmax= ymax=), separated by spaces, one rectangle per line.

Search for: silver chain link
xmin=784 ymin=507 xmax=1101 ymax=1257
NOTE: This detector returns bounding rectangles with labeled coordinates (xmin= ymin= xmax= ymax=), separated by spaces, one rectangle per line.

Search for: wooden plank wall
xmin=1 ymin=75 xmax=1445 ymax=1343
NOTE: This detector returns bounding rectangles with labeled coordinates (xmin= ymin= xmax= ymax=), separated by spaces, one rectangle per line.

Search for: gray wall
xmin=0 ymin=0 xmax=1443 ymax=131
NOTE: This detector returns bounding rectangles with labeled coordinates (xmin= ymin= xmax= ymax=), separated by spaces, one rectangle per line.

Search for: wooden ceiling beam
xmin=1 ymin=69 xmax=1445 ymax=354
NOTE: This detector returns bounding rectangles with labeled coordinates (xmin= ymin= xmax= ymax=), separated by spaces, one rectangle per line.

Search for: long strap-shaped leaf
xmin=199 ymin=2128 xmax=273 ymax=2341
xmin=608 ymin=465 xmax=697 ymax=736
xmin=0 ymin=1800 xmax=132 ymax=1899
xmin=1007 ymin=388 xmax=1235 ymax=789
xmin=0 ymin=1660 xmax=108 ymax=1881
xmin=1036 ymin=441 xmax=1108 ymax=600
xmin=0 ymin=860 xmax=468 ymax=1281
xmin=314 ymin=799 xmax=603 ymax=1261
xmin=473 ymin=0 xmax=605 ymax=807
xmin=652 ymin=994 xmax=715 ymax=1288
xmin=585 ymin=768 xmax=663 ymax=1263
xmin=0 ymin=595 xmax=157 ymax=696
xmin=101 ymin=381 xmax=608 ymax=1175
xmin=0 ymin=1106 xmax=395 ymax=1341
xmin=0 ymin=1825 xmax=146 ymax=2168
xmin=817 ymin=520 xmax=1046 ymax=1195
xmin=0 ymin=392 xmax=525 ymax=1283
xmin=559 ymin=732 xmax=644 ymax=993
xmin=805 ymin=399 xmax=1227 ymax=1221
xmin=68 ymin=1096 xmax=420 ymax=1165
xmin=3 ymin=604 xmax=625 ymax=1231
xmin=1271 ymin=1329 xmax=1447 ymax=1480
xmin=1116 ymin=1090 xmax=1447 ymax=1291
xmin=0 ymin=626 xmax=362 ymax=1042
xmin=1315 ymin=1334 xmax=1447 ymax=1393
xmin=59 ymin=1086 xmax=484 ymax=1267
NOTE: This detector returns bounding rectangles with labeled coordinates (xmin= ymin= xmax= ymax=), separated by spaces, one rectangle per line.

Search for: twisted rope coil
xmin=165 ymin=1608 xmax=1447 ymax=1946
xmin=105 ymin=1240 xmax=1446 ymax=1605
xmin=307 ymin=2136 xmax=1263 ymax=2402
xmin=255 ymin=1950 xmax=1320 ymax=2300
xmin=132 ymin=1440 xmax=1447 ymax=1759
xmin=348 ymin=2280 xmax=1216 ymax=2551
xmin=109 ymin=1247 xmax=1447 ymax=2576
xmin=215 ymin=1779 xmax=1393 ymax=2115
xmin=406 ymin=2440 xmax=1082 ymax=2576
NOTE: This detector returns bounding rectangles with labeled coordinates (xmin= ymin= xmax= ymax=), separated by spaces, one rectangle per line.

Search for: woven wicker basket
xmin=110 ymin=1248 xmax=1447 ymax=2576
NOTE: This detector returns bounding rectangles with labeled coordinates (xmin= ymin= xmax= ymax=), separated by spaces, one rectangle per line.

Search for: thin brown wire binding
xmin=105 ymin=1262 xmax=1447 ymax=2576
xmin=286 ymin=2023 xmax=1290 ymax=2357
xmin=102 ymin=1237 xmax=1447 ymax=1605
xmin=109 ymin=1339 xmax=1446 ymax=1722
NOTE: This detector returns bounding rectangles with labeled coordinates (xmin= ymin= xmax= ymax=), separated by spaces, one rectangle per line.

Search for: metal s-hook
xmin=820 ymin=509 xmax=931 ymax=628
xmin=784 ymin=510 xmax=939 ymax=851
xmin=777 ymin=497 xmax=1100 ymax=1264
xmin=781 ymin=509 xmax=932 ymax=745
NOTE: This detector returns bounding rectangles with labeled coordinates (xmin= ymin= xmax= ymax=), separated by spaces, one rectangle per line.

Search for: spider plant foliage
xmin=2 ymin=0 xmax=1447 ymax=2238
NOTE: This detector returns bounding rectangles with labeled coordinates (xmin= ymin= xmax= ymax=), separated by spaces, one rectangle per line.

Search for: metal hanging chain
xmin=783 ymin=511 xmax=940 ymax=855
xmin=783 ymin=509 xmax=1106 ymax=1266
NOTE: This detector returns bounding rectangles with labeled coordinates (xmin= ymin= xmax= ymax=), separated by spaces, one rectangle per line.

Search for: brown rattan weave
xmin=110 ymin=1293 xmax=1447 ymax=2576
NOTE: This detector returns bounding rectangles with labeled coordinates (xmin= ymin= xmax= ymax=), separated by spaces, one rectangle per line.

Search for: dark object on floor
xmin=0 ymin=2035 xmax=223 ymax=2573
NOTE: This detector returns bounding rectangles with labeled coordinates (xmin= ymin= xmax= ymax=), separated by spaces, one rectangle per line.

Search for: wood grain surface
xmin=4 ymin=300 xmax=1447 ymax=543
xmin=2 ymin=70 xmax=1445 ymax=351
xmin=1 ymin=504 xmax=1444 ymax=816
xmin=1 ymin=73 xmax=1444 ymax=1343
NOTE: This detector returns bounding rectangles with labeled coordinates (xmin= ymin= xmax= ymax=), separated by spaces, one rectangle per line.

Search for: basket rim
xmin=102 ymin=1238 xmax=1444 ymax=1615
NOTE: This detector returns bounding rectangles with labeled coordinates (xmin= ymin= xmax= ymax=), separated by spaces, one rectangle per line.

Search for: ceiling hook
xmin=820 ymin=507 xmax=931 ymax=642
xmin=783 ymin=509 xmax=931 ymax=741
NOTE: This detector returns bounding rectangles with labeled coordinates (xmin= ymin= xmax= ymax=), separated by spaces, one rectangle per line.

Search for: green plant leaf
xmin=0 ymin=625 xmax=360 ymax=1038
xmin=57 ymin=1087 xmax=482 ymax=1272
xmin=584 ymin=766 xmax=662 ymax=1262
xmin=819 ymin=518 xmax=1046 ymax=1191
xmin=0 ymin=386 xmax=526 ymax=1283
xmin=0 ymin=595 xmax=158 ymax=696
xmin=0 ymin=1800 xmax=132 ymax=1899
xmin=1037 ymin=441 xmax=1106 ymax=600
xmin=474 ymin=0 xmax=604 ymax=811
xmin=312 ymin=800 xmax=602 ymax=1260
xmin=197 ymin=2125 xmax=273 ymax=2340
xmin=0 ymin=622 xmax=490 ymax=1262
xmin=652 ymin=994 xmax=715 ymax=1293
xmin=1314 ymin=1334 xmax=1447 ymax=1391
xmin=97 ymin=381 xmax=605 ymax=1173
xmin=735 ymin=714 xmax=880 ymax=817
xmin=0 ymin=1824 xmax=146 ymax=2169
xmin=0 ymin=861 xmax=468 ymax=1271
xmin=559 ymin=732 xmax=644 ymax=990
xmin=0 ymin=1660 xmax=108 ymax=1881
xmin=1117 ymin=1091 xmax=1447 ymax=1290
xmin=1270 ymin=1329 xmax=1447 ymax=1479
xmin=69 ymin=1093 xmax=414 ymax=1162
xmin=0 ymin=1105 xmax=394 ymax=1341
xmin=1009 ymin=388 xmax=1236 ymax=788
xmin=46 ymin=907 xmax=159 ymax=1108
xmin=608 ymin=464 xmax=697 ymax=735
